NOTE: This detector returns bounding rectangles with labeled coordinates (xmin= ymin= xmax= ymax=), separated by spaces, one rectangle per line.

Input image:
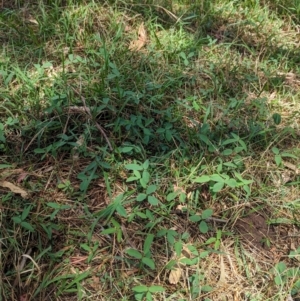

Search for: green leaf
xmin=116 ymin=204 xmax=127 ymax=217
xmin=34 ymin=148 xmax=47 ymax=154
xmin=199 ymin=251 xmax=209 ymax=258
xmin=174 ymin=241 xmax=183 ymax=257
xmin=12 ymin=216 xmax=22 ymax=224
xmin=193 ymin=175 xmax=210 ymax=183
xmin=222 ymin=149 xmax=233 ymax=156
xmin=210 ymin=174 xmax=224 ymax=182
xmin=119 ymin=146 xmax=133 ymax=153
xmin=20 ymin=221 xmax=35 ymax=232
xmin=0 ymin=164 xmax=13 ymax=169
xmin=275 ymin=262 xmax=286 ymax=273
xmin=274 ymin=275 xmax=282 ymax=285
xmin=225 ymin=178 xmax=238 ymax=188
xmin=189 ymin=215 xmax=201 ymax=222
xmin=199 ymin=134 xmax=212 ymax=146
xmin=144 ymin=234 xmax=154 ymax=254
xmin=234 ymin=146 xmax=244 ymax=153
xmin=47 ymin=202 xmax=62 ymax=209
xmin=272 ymin=113 xmax=281 ymax=125
xmin=199 ymin=221 xmax=209 ymax=233
xmin=146 ymin=185 xmax=157 ymax=195
xmin=271 ymin=147 xmax=280 ymax=155
xmin=238 ymin=139 xmax=247 ymax=151
xmin=222 ymin=138 xmax=237 ymax=146
xmin=126 ymin=248 xmax=143 ymax=259
xmin=212 ymin=181 xmax=224 ymax=192
xmin=80 ymin=244 xmax=91 ymax=252
xmin=133 ymin=170 xmax=141 ymax=178
xmin=146 ymin=291 xmax=153 ymax=301
xmin=101 ymin=228 xmax=117 ymax=235
xmin=289 ymin=247 xmax=300 ymax=258
xmin=137 ymin=193 xmax=147 ymax=202
xmin=142 ymin=257 xmax=155 ymax=269
xmin=275 ymin=155 xmax=282 ymax=166
xmin=201 ymin=209 xmax=213 ymax=219
xmin=148 ymin=195 xmax=159 ymax=205
xmin=142 ymin=170 xmax=150 ymax=186
xmin=205 ymin=237 xmax=216 ymax=244
xmin=165 ymin=130 xmax=172 ymax=141
xmin=243 ymin=184 xmax=251 ymax=197
xmin=223 ymin=162 xmax=236 ymax=168
xmin=187 ymin=245 xmax=199 ymax=256
xmin=167 ymin=192 xmax=177 ymax=202
xmin=126 ymin=176 xmax=139 ymax=182
xmin=180 ymin=257 xmax=198 ymax=265
xmin=202 ymin=285 xmax=213 ymax=292
xmin=143 ymin=160 xmax=150 ymax=169
xmin=140 ymin=177 xmax=147 ymax=188
xmin=167 ymin=232 xmax=176 ymax=245
xmin=148 ymin=286 xmax=165 ymax=293
xmin=21 ymin=206 xmax=31 ymax=220
xmin=136 ymin=212 xmax=147 ymax=219
xmin=132 ymin=285 xmax=148 ymax=293
xmin=125 ymin=163 xmax=143 ymax=171
xmin=281 ymin=152 xmax=298 ymax=159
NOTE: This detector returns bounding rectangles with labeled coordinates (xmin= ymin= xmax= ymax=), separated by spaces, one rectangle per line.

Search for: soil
xmin=235 ymin=212 xmax=276 ymax=250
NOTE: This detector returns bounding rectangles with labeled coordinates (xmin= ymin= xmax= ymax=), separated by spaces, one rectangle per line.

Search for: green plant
xmin=193 ymin=172 xmax=253 ymax=197
xmin=80 ymin=242 xmax=99 ymax=264
xmin=46 ymin=202 xmax=72 ymax=220
xmin=125 ymin=233 xmax=156 ymax=270
xmin=272 ymin=261 xmax=300 ymax=296
xmin=125 ymin=160 xmax=151 ymax=189
xmin=57 ymin=180 xmax=73 ymax=194
xmin=189 ymin=272 xmax=213 ymax=299
xmin=189 ymin=209 xmax=213 ymax=234
xmin=132 ymin=284 xmax=165 ymax=301
xmin=12 ymin=205 xmax=35 ymax=232
xmin=271 ymin=147 xmax=298 ymax=167
xmin=136 ymin=184 xmax=160 ymax=206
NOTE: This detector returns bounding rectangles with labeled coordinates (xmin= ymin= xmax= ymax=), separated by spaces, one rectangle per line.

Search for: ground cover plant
xmin=1 ymin=0 xmax=300 ymax=300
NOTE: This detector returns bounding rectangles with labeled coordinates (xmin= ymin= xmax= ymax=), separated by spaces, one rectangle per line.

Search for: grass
xmin=1 ymin=0 xmax=300 ymax=300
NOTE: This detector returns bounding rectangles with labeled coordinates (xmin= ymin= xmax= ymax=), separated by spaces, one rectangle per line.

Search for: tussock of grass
xmin=1 ymin=0 xmax=300 ymax=300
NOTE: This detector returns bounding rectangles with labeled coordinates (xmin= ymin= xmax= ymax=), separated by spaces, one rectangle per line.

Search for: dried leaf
xmin=283 ymin=161 xmax=299 ymax=174
xmin=0 ymin=181 xmax=28 ymax=198
xmin=20 ymin=294 xmax=29 ymax=301
xmin=218 ymin=255 xmax=226 ymax=285
xmin=182 ymin=245 xmax=192 ymax=258
xmin=169 ymin=267 xmax=182 ymax=284
xmin=17 ymin=172 xmax=28 ymax=183
xmin=129 ymin=23 xmax=147 ymax=51
xmin=138 ymin=23 xmax=147 ymax=43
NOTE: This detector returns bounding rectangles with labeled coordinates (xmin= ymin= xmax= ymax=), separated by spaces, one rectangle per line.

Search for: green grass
xmin=1 ymin=0 xmax=300 ymax=300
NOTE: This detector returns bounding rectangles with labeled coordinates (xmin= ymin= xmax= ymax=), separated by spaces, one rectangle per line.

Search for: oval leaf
xmin=201 ymin=209 xmax=213 ymax=219
xmin=137 ymin=193 xmax=147 ymax=202
xmin=142 ymin=257 xmax=155 ymax=269
xmin=149 ymin=285 xmax=165 ymax=293
xmin=126 ymin=248 xmax=142 ymax=259
xmin=199 ymin=220 xmax=208 ymax=233
xmin=148 ymin=195 xmax=159 ymax=205
xmin=125 ymin=163 xmax=143 ymax=171
xmin=132 ymin=285 xmax=148 ymax=293
xmin=212 ymin=181 xmax=224 ymax=192
xmin=146 ymin=184 xmax=157 ymax=195
xmin=194 ymin=175 xmax=210 ymax=183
